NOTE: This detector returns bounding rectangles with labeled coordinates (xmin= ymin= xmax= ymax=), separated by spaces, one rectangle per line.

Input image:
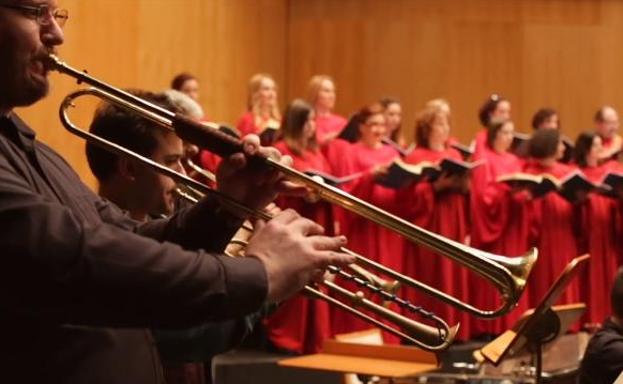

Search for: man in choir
xmin=594 ymin=105 xmax=622 ymax=161
xmin=0 ymin=2 xmax=354 ymax=382
xmin=579 ymin=267 xmax=623 ymax=384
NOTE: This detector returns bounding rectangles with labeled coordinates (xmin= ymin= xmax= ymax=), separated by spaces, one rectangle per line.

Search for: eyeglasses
xmin=0 ymin=3 xmax=69 ymax=28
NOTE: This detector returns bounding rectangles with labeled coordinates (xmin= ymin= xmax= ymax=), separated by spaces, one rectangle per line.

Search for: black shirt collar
xmin=0 ymin=113 xmax=37 ymax=153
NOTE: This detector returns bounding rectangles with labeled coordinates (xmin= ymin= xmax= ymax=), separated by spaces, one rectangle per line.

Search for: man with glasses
xmin=593 ymin=105 xmax=623 ymax=161
xmin=0 ymin=1 xmax=353 ymax=383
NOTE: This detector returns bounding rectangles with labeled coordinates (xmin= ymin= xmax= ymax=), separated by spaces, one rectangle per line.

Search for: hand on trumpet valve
xmin=216 ymin=135 xmax=308 ymax=214
xmin=245 ymin=208 xmax=354 ymax=303
xmin=303 ymin=176 xmax=324 ymax=203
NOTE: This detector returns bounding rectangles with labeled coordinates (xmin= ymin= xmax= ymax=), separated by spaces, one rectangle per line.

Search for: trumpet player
xmin=0 ymin=2 xmax=354 ymax=383
xmin=86 ymin=90 xmax=272 ymax=383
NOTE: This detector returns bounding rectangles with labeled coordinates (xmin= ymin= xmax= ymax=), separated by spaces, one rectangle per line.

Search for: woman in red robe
xmin=399 ymin=105 xmax=472 ymax=339
xmin=306 ymin=75 xmax=351 ymax=172
xmin=574 ymin=132 xmax=620 ymax=326
xmin=264 ymin=99 xmax=334 ymax=354
xmin=380 ymin=97 xmax=407 ymax=151
xmin=523 ymin=129 xmax=582 ymax=311
xmin=306 ymin=75 xmax=348 ymax=146
xmin=328 ymin=103 xmax=403 ymax=343
xmin=236 ymin=74 xmax=281 ymax=144
xmin=470 ymin=119 xmax=533 ymax=336
xmin=473 ymin=94 xmax=512 ymax=158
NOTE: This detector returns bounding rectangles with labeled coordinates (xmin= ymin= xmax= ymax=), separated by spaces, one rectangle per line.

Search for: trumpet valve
xmin=353 ymin=291 xmax=365 ymax=305
xmin=382 ymin=280 xmax=401 ymax=295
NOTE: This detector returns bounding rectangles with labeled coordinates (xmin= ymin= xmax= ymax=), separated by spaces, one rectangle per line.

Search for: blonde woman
xmin=307 ymin=75 xmax=347 ymax=146
xmin=236 ymin=73 xmax=281 ymax=144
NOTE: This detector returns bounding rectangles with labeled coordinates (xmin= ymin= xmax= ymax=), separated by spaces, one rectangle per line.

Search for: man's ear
xmin=117 ymin=157 xmax=138 ymax=181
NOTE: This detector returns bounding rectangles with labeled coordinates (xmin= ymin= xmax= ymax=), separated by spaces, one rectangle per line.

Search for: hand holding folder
xmin=497 ymin=170 xmax=597 ymax=202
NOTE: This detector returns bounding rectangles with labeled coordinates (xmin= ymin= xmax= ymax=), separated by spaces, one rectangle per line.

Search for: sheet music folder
xmin=278 ymin=339 xmax=438 ymax=377
xmin=479 ymin=254 xmax=590 ymax=366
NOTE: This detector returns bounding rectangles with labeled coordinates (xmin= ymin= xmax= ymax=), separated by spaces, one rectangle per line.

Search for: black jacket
xmin=579 ymin=318 xmax=623 ymax=384
xmin=0 ymin=114 xmax=267 ymax=383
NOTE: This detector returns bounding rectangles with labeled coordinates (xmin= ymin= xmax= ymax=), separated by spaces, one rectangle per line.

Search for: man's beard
xmin=0 ymin=56 xmax=50 ymax=110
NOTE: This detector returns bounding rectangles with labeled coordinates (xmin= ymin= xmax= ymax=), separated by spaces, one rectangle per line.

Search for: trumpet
xmin=49 ymin=54 xmax=538 ymax=350
xmin=174 ymin=185 xmax=402 ymax=298
xmin=185 ymin=157 xmax=216 ymax=184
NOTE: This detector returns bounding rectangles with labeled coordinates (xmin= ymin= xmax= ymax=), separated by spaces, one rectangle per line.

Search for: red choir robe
xmin=399 ymin=147 xmax=472 ymax=340
xmin=236 ymin=111 xmax=260 ymax=136
xmin=472 ymin=129 xmax=488 ymax=159
xmin=578 ymin=161 xmax=620 ymax=325
xmin=470 ymin=146 xmax=533 ymax=335
xmin=611 ymin=162 xmax=623 ymax=268
xmin=522 ymin=160 xmax=582 ymax=315
xmin=197 ymin=151 xmax=220 ymax=188
xmin=263 ymin=141 xmax=334 ymax=353
xmin=316 ymin=113 xmax=347 ymax=146
xmin=323 ymin=139 xmax=355 ymax=179
xmin=236 ymin=111 xmax=280 ymax=145
xmin=317 ymin=113 xmax=350 ymax=176
xmin=329 ymin=142 xmax=403 ymax=343
xmin=601 ymin=134 xmax=623 ymax=160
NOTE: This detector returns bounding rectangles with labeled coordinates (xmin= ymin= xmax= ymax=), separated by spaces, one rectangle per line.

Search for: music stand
xmin=478 ymin=254 xmax=590 ymax=383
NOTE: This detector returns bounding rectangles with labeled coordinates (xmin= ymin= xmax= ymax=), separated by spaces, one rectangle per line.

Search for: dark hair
xmin=355 ymin=103 xmax=385 ymax=141
xmin=485 ymin=119 xmax=509 ymax=148
xmin=86 ymin=90 xmax=179 ymax=182
xmin=171 ymin=73 xmax=197 ymax=91
xmin=573 ymin=131 xmax=598 ymax=167
xmin=379 ymin=97 xmax=402 ymax=142
xmin=611 ymin=267 xmax=623 ymax=318
xmin=531 ymin=108 xmax=558 ymax=130
xmin=415 ymin=107 xmax=445 ymax=148
xmin=379 ymin=97 xmax=399 ymax=108
xmin=478 ymin=94 xmax=508 ymax=127
xmin=280 ymin=99 xmax=315 ymax=155
xmin=529 ymin=128 xmax=560 ymax=159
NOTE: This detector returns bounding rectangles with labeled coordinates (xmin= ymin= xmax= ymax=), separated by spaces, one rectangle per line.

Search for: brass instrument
xmin=49 ymin=54 xmax=538 ymax=350
xmin=184 ymin=157 xmax=216 ymax=184
xmin=174 ymin=185 xmax=401 ymax=297
xmin=170 ymin=187 xmax=454 ymax=350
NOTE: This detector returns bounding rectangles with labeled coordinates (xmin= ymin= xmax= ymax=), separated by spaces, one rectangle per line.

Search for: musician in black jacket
xmin=0 ymin=1 xmax=353 ymax=382
xmin=579 ymin=267 xmax=623 ymax=384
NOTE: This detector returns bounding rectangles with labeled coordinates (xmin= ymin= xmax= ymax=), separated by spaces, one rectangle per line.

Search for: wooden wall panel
xmin=14 ymin=0 xmax=623 ymax=186
xmin=16 ymin=0 xmax=287 ymax=188
xmin=286 ymin=0 xmax=623 ymax=145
